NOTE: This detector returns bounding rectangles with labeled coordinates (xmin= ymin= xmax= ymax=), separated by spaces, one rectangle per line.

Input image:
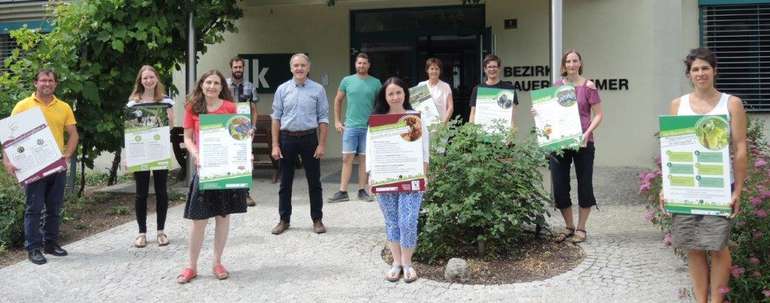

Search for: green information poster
xmin=474 ymin=87 xmax=515 ymax=132
xmin=659 ymin=115 xmax=731 ymax=216
xmin=124 ymin=105 xmax=171 ymax=172
xmin=198 ymin=114 xmax=253 ymax=190
xmin=530 ymin=85 xmax=582 ymax=151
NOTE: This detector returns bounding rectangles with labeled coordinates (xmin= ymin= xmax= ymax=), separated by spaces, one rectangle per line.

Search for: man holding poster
xmin=469 ymin=54 xmax=517 ymax=131
xmin=270 ymin=53 xmax=330 ymax=235
xmin=2 ymin=69 xmax=78 ymax=265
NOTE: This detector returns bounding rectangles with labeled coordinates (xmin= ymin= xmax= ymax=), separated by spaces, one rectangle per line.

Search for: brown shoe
xmin=313 ymin=219 xmax=326 ymax=234
xmin=271 ymin=221 xmax=290 ymax=235
xmin=246 ymin=196 xmax=256 ymax=207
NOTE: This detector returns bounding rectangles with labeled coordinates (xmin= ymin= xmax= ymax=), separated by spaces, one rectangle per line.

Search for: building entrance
xmin=350 ymin=5 xmax=488 ymax=122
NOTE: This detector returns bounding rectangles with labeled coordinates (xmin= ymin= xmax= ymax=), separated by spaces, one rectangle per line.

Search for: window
xmin=0 ymin=34 xmax=18 ymax=73
xmin=700 ymin=2 xmax=770 ymax=112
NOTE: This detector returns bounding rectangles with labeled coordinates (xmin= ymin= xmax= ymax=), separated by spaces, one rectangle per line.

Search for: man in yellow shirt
xmin=2 ymin=69 xmax=79 ymax=265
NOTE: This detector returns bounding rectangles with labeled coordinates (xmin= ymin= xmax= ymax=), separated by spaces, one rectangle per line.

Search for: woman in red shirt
xmin=177 ymin=70 xmax=248 ymax=283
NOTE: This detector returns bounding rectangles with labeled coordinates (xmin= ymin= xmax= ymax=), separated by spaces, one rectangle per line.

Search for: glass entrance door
xmin=350 ymin=5 xmax=485 ymax=122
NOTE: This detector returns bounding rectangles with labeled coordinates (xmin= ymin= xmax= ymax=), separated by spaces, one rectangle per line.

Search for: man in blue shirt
xmin=270 ymin=53 xmax=330 ymax=235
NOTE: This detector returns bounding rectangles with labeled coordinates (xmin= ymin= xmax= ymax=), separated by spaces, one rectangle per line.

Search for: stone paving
xmin=0 ymin=163 xmax=693 ymax=303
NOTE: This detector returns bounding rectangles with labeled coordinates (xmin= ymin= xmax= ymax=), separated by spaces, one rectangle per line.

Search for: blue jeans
xmin=342 ymin=127 xmax=367 ymax=155
xmin=24 ymin=171 xmax=66 ymax=251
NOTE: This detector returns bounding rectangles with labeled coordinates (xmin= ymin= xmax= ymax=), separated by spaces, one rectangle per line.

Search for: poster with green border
xmin=530 ymin=85 xmax=582 ymax=151
xmin=198 ymin=114 xmax=253 ymax=190
xmin=474 ymin=87 xmax=515 ymax=132
xmin=409 ymin=84 xmax=440 ymax=126
xmin=124 ymin=105 xmax=171 ymax=172
xmin=367 ymin=113 xmax=426 ymax=193
xmin=659 ymin=114 xmax=731 ymax=216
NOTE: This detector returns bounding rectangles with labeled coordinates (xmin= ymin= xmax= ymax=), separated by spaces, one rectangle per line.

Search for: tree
xmin=0 ymin=0 xmax=243 ymax=191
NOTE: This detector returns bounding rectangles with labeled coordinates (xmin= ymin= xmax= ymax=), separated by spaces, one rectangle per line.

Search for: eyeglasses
xmin=485 ymin=66 xmax=499 ymax=69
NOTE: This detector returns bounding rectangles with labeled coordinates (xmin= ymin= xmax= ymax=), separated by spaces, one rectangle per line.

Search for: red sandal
xmin=213 ymin=264 xmax=229 ymax=280
xmin=176 ymin=268 xmax=197 ymax=284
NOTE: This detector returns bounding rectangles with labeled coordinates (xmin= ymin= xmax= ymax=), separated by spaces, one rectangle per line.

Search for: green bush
xmin=640 ymin=119 xmax=770 ymax=301
xmin=416 ymin=122 xmax=551 ymax=264
xmin=0 ymin=170 xmax=26 ymax=249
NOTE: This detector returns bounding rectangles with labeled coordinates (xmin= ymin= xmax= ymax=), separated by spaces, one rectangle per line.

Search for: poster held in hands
xmin=367 ymin=113 xmax=426 ymax=193
xmin=0 ymin=107 xmax=67 ymax=184
xmin=659 ymin=114 xmax=732 ymax=217
xmin=198 ymin=114 xmax=253 ymax=190
xmin=530 ymin=85 xmax=583 ymax=151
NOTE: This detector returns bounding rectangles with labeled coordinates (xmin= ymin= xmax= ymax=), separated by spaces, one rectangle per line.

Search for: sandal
xmin=176 ymin=268 xmax=197 ymax=284
xmin=404 ymin=266 xmax=418 ymax=283
xmin=134 ymin=234 xmax=147 ymax=248
xmin=403 ymin=265 xmax=418 ymax=283
xmin=157 ymin=232 xmax=169 ymax=247
xmin=385 ymin=265 xmax=402 ymax=282
xmin=213 ymin=264 xmax=229 ymax=280
xmin=570 ymin=229 xmax=587 ymax=243
xmin=554 ymin=227 xmax=575 ymax=243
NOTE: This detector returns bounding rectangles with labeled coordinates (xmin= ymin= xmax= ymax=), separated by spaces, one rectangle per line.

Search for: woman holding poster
xmin=536 ymin=49 xmax=604 ymax=244
xmin=468 ymin=54 xmax=517 ymax=129
xmin=661 ymin=48 xmax=747 ymax=303
xmin=417 ymin=58 xmax=454 ymax=124
xmin=126 ymin=65 xmax=175 ymax=248
xmin=177 ymin=70 xmax=247 ymax=283
xmin=366 ymin=77 xmax=429 ymax=283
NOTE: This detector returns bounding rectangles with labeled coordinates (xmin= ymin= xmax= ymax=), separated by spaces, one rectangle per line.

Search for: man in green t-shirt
xmin=329 ymin=53 xmax=381 ymax=203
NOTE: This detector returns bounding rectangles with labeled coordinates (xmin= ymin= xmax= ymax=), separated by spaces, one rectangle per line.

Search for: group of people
xmin=1 ymin=46 xmax=747 ymax=302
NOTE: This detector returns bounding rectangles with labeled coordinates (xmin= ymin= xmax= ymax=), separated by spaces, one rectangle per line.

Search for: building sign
xmin=239 ymin=53 xmax=293 ymax=94
xmin=502 ymin=64 xmax=629 ymax=92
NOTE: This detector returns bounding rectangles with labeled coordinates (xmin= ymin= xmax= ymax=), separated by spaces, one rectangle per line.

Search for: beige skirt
xmin=671 ymin=214 xmax=730 ymax=251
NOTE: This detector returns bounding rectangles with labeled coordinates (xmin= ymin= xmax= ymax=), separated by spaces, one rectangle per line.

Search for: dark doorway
xmin=350 ymin=5 xmax=487 ymax=122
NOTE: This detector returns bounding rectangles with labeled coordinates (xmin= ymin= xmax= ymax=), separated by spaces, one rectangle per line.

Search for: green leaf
xmin=111 ymin=39 xmax=124 ymax=52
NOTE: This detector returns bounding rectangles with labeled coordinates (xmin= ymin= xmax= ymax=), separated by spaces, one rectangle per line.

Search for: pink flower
xmin=639 ymin=182 xmax=652 ymax=193
xmin=730 ymin=266 xmax=745 ymax=278
xmin=763 ymin=289 xmax=770 ymax=297
xmin=761 ymin=190 xmax=770 ymax=199
xmin=755 ymin=209 xmax=768 ymax=218
xmin=663 ymin=233 xmax=672 ymax=246
xmin=718 ymin=287 xmax=731 ymax=295
xmin=644 ymin=209 xmax=655 ymax=222
xmin=754 ymin=231 xmax=764 ymax=240
xmin=752 ymin=271 xmax=762 ymax=278
xmin=751 ymin=197 xmax=763 ymax=207
xmin=749 ymin=257 xmax=760 ymax=265
xmin=756 ymin=158 xmax=768 ymax=168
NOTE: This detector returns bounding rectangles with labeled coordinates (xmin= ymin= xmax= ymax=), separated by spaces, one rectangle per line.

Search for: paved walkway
xmin=0 ymin=164 xmax=692 ymax=302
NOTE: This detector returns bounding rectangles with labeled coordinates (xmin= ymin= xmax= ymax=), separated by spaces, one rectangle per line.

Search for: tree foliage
xmin=0 ymin=0 xmax=243 ymax=184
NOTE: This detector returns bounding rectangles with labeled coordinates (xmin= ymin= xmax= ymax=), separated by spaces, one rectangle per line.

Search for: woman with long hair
xmin=536 ymin=49 xmax=604 ymax=244
xmin=126 ymin=65 xmax=174 ymax=248
xmin=176 ymin=70 xmax=248 ymax=283
xmin=366 ymin=77 xmax=429 ymax=283
xmin=661 ymin=48 xmax=747 ymax=303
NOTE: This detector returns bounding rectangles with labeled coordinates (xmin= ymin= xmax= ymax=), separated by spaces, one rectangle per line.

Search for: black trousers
xmin=134 ymin=170 xmax=169 ymax=233
xmin=549 ymin=142 xmax=597 ymax=209
xmin=278 ymin=132 xmax=322 ymax=223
